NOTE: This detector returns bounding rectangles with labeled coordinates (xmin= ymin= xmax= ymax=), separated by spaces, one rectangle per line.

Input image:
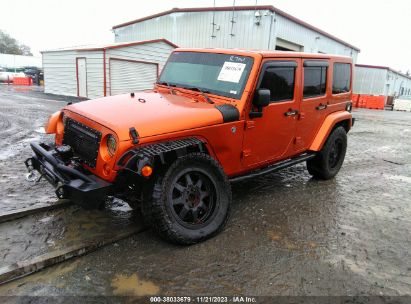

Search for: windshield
xmin=158 ymin=52 xmax=254 ymax=99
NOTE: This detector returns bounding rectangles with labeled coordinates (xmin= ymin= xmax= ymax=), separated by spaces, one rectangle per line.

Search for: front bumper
xmin=25 ymin=142 xmax=112 ymax=206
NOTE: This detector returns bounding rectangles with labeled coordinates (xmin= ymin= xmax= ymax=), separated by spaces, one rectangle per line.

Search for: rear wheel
xmin=142 ymin=153 xmax=231 ymax=245
xmin=307 ymin=126 xmax=347 ymax=180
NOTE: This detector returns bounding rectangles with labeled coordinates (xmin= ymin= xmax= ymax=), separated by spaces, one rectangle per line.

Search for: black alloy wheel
xmin=142 ymin=153 xmax=231 ymax=245
xmin=169 ymin=169 xmax=217 ymax=228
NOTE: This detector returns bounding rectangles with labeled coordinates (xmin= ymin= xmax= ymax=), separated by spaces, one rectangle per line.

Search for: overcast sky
xmin=1 ymin=0 xmax=410 ymax=72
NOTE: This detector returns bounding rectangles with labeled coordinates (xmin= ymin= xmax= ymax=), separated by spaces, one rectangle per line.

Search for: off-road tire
xmin=142 ymin=153 xmax=231 ymax=245
xmin=307 ymin=126 xmax=347 ymax=180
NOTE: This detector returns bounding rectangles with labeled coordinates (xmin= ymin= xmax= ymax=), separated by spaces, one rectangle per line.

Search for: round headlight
xmin=107 ymin=135 xmax=117 ymax=156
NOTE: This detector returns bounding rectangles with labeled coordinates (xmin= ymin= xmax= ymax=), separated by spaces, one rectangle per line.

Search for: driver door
xmin=242 ymin=58 xmax=302 ymax=168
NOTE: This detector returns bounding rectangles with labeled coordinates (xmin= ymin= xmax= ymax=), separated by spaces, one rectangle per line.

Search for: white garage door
xmin=109 ymin=59 xmax=157 ymax=95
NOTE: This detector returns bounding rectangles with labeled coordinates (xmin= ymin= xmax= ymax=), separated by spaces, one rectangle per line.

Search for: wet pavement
xmin=0 ymin=85 xmax=78 ymax=212
xmin=0 ymin=85 xmax=410 ymax=297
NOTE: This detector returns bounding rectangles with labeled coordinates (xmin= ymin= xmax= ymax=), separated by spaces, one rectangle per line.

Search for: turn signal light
xmin=141 ymin=165 xmax=153 ymax=177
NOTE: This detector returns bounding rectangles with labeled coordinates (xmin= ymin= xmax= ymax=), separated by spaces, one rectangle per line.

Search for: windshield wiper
xmin=156 ymin=81 xmax=177 ymax=94
xmin=183 ymin=87 xmax=214 ymax=104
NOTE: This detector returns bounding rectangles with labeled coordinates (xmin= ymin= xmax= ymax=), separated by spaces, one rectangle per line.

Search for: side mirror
xmin=253 ymin=89 xmax=270 ymax=108
xmin=250 ymin=89 xmax=270 ymax=118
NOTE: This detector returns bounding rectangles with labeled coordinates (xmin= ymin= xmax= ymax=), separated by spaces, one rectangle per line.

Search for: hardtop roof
xmin=174 ymin=48 xmax=353 ymax=61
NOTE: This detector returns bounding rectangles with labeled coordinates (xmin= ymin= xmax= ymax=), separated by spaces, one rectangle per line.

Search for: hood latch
xmin=129 ymin=127 xmax=139 ymax=144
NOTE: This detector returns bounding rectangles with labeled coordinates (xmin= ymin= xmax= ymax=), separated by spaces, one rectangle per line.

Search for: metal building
xmin=112 ymin=5 xmax=360 ymax=61
xmin=42 ymin=39 xmax=176 ymax=99
xmin=354 ymin=64 xmax=411 ymax=97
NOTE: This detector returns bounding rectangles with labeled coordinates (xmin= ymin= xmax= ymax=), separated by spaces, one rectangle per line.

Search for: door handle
xmin=316 ymin=103 xmax=327 ymax=110
xmin=284 ymin=109 xmax=299 ymax=117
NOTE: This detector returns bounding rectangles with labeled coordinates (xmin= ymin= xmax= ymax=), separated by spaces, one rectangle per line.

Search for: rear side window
xmin=260 ymin=67 xmax=296 ymax=102
xmin=303 ymin=66 xmax=327 ymax=98
xmin=332 ymin=63 xmax=351 ymax=94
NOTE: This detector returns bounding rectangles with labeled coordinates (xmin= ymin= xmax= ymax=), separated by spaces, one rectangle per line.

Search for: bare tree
xmin=0 ymin=30 xmax=33 ymax=56
xmin=19 ymin=44 xmax=33 ymax=56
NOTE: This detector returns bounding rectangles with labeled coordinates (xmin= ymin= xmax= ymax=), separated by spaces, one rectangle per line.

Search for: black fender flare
xmin=117 ymin=137 xmax=207 ymax=177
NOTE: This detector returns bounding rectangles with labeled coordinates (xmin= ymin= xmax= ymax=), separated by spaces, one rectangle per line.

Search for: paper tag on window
xmin=217 ymin=62 xmax=246 ymax=83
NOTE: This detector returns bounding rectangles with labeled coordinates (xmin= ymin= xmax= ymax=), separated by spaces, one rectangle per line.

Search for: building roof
xmin=41 ymin=38 xmax=178 ymax=53
xmin=355 ymin=64 xmax=411 ymax=80
xmin=112 ymin=5 xmax=360 ymax=52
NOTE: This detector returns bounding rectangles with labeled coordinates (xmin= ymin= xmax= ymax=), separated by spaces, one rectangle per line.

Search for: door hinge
xmin=242 ymin=149 xmax=252 ymax=158
xmin=245 ymin=121 xmax=255 ymax=129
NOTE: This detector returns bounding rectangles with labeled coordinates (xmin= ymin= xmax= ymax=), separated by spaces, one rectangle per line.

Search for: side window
xmin=332 ymin=63 xmax=351 ymax=94
xmin=260 ymin=66 xmax=296 ymax=102
xmin=303 ymin=63 xmax=327 ymax=98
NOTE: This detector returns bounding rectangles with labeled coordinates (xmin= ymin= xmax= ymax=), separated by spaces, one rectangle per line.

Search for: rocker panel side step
xmin=230 ymin=153 xmax=316 ymax=183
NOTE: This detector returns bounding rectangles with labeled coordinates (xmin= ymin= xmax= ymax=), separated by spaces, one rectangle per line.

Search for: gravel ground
xmin=0 ymin=85 xmax=410 ymax=298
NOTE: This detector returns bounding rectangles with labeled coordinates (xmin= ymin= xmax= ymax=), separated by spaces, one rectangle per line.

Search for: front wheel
xmin=307 ymin=126 xmax=347 ymax=180
xmin=142 ymin=153 xmax=231 ymax=245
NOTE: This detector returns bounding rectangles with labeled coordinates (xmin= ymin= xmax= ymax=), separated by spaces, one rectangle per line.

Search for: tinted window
xmin=260 ymin=67 xmax=295 ymax=102
xmin=333 ymin=63 xmax=351 ymax=94
xmin=303 ymin=66 xmax=327 ymax=98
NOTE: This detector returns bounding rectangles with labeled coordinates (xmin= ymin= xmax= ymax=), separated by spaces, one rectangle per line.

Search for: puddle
xmin=267 ymin=230 xmax=282 ymax=241
xmin=111 ymin=273 xmax=160 ymax=296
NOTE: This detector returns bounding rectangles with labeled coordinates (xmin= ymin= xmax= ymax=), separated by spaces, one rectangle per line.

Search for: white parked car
xmin=393 ymin=96 xmax=411 ymax=112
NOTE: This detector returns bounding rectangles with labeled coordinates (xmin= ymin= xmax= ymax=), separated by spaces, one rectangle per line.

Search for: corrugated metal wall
xmin=43 ymin=50 xmax=84 ymax=97
xmin=353 ymin=66 xmax=411 ymax=96
xmin=115 ymin=10 xmax=272 ymax=50
xmin=43 ymin=50 xmax=103 ymax=98
xmin=105 ymin=41 xmax=174 ymax=95
xmin=353 ymin=67 xmax=387 ymax=95
xmin=42 ymin=41 xmax=174 ymax=99
xmin=386 ymin=71 xmax=411 ymax=96
xmin=274 ymin=14 xmax=357 ymax=61
xmin=113 ymin=9 xmax=359 ymax=61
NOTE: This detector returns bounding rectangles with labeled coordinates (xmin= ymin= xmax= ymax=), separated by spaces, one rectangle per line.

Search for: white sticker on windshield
xmin=217 ymin=62 xmax=246 ymax=83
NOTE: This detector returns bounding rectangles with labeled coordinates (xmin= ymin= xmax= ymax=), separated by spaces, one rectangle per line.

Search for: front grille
xmin=63 ymin=118 xmax=102 ymax=168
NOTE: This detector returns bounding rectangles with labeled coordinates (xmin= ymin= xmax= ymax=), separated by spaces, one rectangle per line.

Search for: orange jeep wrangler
xmin=26 ymin=49 xmax=354 ymax=244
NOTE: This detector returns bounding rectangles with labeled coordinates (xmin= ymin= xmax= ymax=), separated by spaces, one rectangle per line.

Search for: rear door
xmin=294 ymin=59 xmax=329 ymax=151
xmin=242 ymin=58 xmax=302 ymax=168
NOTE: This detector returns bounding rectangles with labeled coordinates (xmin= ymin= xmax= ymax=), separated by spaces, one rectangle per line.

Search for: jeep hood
xmin=65 ymin=92 xmax=226 ymax=141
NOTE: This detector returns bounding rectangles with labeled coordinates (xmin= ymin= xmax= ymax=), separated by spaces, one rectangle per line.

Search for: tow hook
xmin=25 ymin=170 xmax=42 ymax=183
xmin=25 ymin=158 xmax=43 ymax=183
xmin=55 ymin=183 xmax=65 ymax=199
